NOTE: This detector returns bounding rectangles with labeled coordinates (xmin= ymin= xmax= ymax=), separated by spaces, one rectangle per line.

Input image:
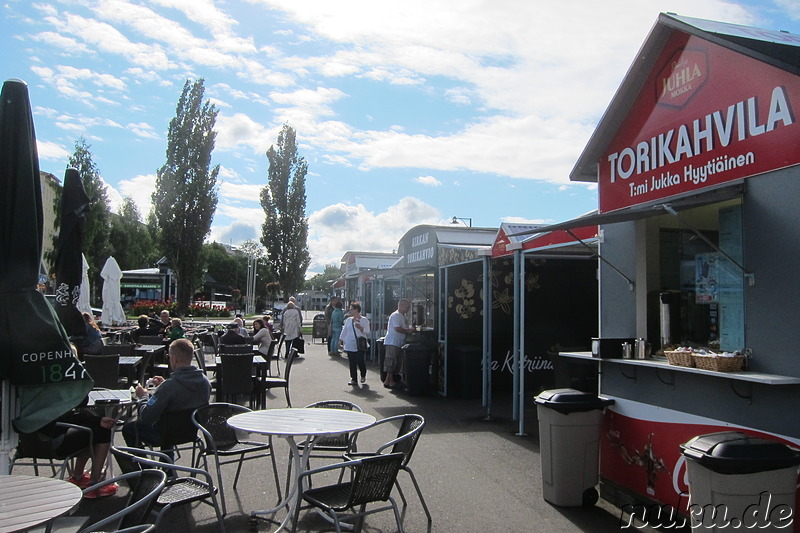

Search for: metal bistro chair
xmin=257 ymin=348 xmax=298 ymax=407
xmin=83 ymin=354 xmax=126 ymax=389
xmin=216 ymin=353 xmax=255 ymax=407
xmin=133 ymin=406 xmax=202 ymax=465
xmin=343 ymin=413 xmax=431 ymax=523
xmin=286 ymin=400 xmax=364 ymax=497
xmin=111 ymin=446 xmax=225 ymax=533
xmin=292 ymin=453 xmax=406 ymax=533
xmin=56 ymin=470 xmax=166 ymax=533
xmin=218 ymin=343 xmax=252 ymax=354
xmin=11 ymin=423 xmax=94 ymax=479
xmin=193 ymin=403 xmax=282 ymax=515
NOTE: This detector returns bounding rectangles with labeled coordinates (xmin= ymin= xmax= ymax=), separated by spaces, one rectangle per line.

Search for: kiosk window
xmin=652 ymin=203 xmax=744 ymax=352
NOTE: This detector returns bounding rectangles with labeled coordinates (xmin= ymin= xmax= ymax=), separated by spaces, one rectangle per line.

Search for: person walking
xmin=329 ymin=300 xmax=344 ymax=356
xmin=383 ymin=299 xmax=414 ymax=388
xmin=339 ymin=301 xmax=370 ymax=386
xmin=280 ymin=301 xmax=303 ymax=357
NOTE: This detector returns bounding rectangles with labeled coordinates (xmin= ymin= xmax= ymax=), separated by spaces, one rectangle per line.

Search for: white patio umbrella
xmin=100 ymin=256 xmax=126 ymax=326
xmin=77 ymin=254 xmax=91 ymax=315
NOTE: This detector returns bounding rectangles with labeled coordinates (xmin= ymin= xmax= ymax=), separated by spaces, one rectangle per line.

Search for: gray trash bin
xmin=534 ymin=388 xmax=614 ymax=506
xmin=681 ymin=431 xmax=800 ymax=531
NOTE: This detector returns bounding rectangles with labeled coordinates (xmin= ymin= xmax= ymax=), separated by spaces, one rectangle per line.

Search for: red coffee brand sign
xmin=599 ymin=31 xmax=800 ymax=213
xmin=656 ymin=48 xmax=707 ymax=108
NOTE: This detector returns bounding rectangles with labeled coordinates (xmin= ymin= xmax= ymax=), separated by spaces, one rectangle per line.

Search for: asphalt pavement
xmin=35 ymin=337 xmax=657 ymax=533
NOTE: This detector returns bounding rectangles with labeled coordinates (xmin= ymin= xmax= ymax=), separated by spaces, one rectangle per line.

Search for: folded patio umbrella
xmin=101 ymin=256 xmax=126 ymax=326
xmin=0 ymin=79 xmax=92 ymax=434
xmin=52 ymin=167 xmax=91 ymax=337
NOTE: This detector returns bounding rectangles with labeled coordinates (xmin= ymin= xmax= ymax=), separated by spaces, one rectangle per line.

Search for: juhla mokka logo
xmin=656 ymin=49 xmax=708 ymax=108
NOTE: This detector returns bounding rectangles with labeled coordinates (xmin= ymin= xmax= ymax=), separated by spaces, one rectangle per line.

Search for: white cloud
xmin=215 ymin=112 xmax=276 ymax=153
xmin=117 ymin=173 xmax=157 ymax=216
xmin=37 ymin=139 xmax=71 ymax=161
xmin=127 ymin=122 xmax=159 ymax=139
xmin=307 ymin=196 xmax=440 ymax=270
xmin=415 ymin=175 xmax=441 ymax=187
xmin=220 ymin=182 xmax=264 ymax=202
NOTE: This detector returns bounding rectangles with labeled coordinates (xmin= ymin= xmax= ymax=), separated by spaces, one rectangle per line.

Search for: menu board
xmin=718 ymin=206 xmax=744 ymax=351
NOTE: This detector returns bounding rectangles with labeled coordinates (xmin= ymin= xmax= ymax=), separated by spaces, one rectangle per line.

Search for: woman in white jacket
xmin=339 ymin=301 xmax=371 ymax=386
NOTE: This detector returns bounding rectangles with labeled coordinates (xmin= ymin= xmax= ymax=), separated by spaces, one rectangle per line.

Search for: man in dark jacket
xmin=122 ymin=338 xmax=211 ymax=448
xmin=219 ymin=322 xmax=247 ymax=345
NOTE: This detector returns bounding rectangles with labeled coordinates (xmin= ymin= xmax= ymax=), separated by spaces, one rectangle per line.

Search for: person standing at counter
xmin=383 ymin=299 xmax=414 ymax=389
xmin=329 ymin=300 xmax=344 ymax=356
xmin=339 ymin=302 xmax=370 ymax=386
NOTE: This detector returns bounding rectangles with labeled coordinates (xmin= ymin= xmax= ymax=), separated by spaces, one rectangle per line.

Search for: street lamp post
xmin=451 ymin=216 xmax=473 ymax=227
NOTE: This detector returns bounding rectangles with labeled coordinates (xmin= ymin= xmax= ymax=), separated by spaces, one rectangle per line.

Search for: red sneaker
xmin=84 ymin=482 xmax=119 ymax=499
xmin=68 ymin=472 xmax=92 ymax=489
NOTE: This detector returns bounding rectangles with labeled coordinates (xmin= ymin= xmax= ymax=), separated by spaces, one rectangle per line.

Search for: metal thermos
xmin=635 ymin=338 xmax=650 ymax=359
xmin=622 ymin=342 xmax=632 ymax=359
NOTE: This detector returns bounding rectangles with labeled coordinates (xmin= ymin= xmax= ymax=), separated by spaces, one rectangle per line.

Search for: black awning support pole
xmin=565 ymin=229 xmax=635 ymax=291
xmin=661 ymin=205 xmax=755 ymax=286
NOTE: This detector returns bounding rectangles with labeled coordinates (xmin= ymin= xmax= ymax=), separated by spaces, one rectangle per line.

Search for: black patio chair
xmin=111 ymin=446 xmax=226 ymax=533
xmin=291 ymin=453 xmax=405 ymax=533
xmin=216 ymin=353 xmax=254 ymax=407
xmin=257 ymin=348 xmax=298 ymax=407
xmin=192 ymin=402 xmax=282 ymax=515
xmin=11 ymin=422 xmax=94 ymax=479
xmin=64 ymin=470 xmax=166 ymax=533
xmin=83 ymin=354 xmax=126 ymax=389
xmin=343 ymin=413 xmax=431 ymax=523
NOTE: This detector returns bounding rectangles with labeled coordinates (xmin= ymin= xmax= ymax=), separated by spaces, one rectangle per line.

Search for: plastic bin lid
xmin=534 ymin=388 xmax=614 ymax=414
xmin=680 ymin=431 xmax=800 ymax=475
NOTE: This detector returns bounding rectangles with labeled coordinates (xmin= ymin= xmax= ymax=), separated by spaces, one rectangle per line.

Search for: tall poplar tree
xmin=260 ymin=124 xmax=310 ymax=301
xmin=68 ymin=137 xmax=111 ymax=303
xmin=152 ymin=78 xmax=219 ymax=315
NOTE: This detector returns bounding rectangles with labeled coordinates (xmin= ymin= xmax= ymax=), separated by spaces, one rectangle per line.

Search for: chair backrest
xmin=218 ymin=354 xmax=254 ymax=395
xmin=283 ymin=348 xmax=298 ymax=379
xmin=305 ymin=400 xmax=362 ymax=412
xmin=219 ymin=343 xmax=252 ymax=354
xmin=83 ymin=354 xmax=121 ymax=389
xmin=389 ymin=414 xmax=425 ymax=467
xmin=137 ymin=335 xmax=166 ymax=345
xmin=159 ymin=408 xmax=201 ymax=449
xmin=348 ymin=453 xmax=405 ymax=508
xmin=265 ymin=339 xmax=277 ymax=359
xmin=193 ymin=402 xmax=251 ymax=452
xmin=79 ymin=469 xmax=166 ymax=533
xmin=100 ymin=343 xmax=136 ymax=356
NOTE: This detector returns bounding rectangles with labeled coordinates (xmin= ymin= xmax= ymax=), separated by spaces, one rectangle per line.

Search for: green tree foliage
xmin=109 ymin=197 xmax=157 ymax=270
xmin=304 ymin=264 xmax=342 ymax=291
xmin=152 ymin=78 xmax=219 ymax=315
xmin=67 ymin=137 xmax=111 ymax=303
xmin=260 ymin=124 xmax=310 ymax=301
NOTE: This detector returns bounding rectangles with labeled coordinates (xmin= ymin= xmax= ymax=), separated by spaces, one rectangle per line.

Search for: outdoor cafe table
xmin=0 ymin=474 xmax=82 ymax=533
xmin=228 ymin=407 xmax=377 ymax=531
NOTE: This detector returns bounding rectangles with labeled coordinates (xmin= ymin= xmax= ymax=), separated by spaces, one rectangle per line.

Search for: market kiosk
xmin=528 ymin=13 xmax=800 ymax=526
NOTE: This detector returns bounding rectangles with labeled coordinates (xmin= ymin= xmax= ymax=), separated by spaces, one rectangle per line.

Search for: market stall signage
xmin=600 ymin=31 xmax=800 ymax=213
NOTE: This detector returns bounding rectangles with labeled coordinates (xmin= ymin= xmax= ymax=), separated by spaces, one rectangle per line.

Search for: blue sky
xmin=4 ymin=0 xmax=800 ymax=275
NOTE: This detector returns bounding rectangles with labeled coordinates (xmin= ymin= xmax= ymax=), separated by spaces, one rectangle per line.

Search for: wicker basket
xmin=665 ymin=351 xmax=695 ymax=367
xmin=692 ymin=354 xmax=745 ymax=372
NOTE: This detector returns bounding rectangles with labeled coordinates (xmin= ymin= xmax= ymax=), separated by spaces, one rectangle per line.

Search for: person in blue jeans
xmin=339 ymin=301 xmax=371 ymax=386
xmin=122 ymin=339 xmax=210 ymax=451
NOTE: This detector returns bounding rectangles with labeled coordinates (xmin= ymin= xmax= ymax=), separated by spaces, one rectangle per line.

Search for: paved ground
xmin=32 ymin=338 xmax=658 ymax=533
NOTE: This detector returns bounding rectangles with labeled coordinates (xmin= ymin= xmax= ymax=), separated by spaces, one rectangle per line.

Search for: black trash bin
xmin=534 ymin=388 xmax=614 ymax=507
xmin=450 ymin=345 xmax=482 ymax=399
xmin=404 ymin=343 xmax=430 ymax=396
xmin=681 ymin=432 xmax=800 ymax=530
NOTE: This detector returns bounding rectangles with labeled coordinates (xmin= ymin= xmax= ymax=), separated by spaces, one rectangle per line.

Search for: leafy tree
xmin=68 ymin=137 xmax=111 ymax=304
xmin=304 ymin=264 xmax=343 ymax=291
xmin=152 ymin=78 xmax=219 ymax=315
xmin=109 ymin=197 xmax=157 ymax=270
xmin=260 ymin=124 xmax=310 ymax=301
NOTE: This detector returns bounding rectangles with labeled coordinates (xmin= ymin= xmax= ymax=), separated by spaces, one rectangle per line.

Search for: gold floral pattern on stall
xmin=448 ymin=279 xmax=477 ymax=319
xmin=493 ymin=288 xmax=513 ymax=315
xmin=526 ymin=273 xmax=540 ymax=291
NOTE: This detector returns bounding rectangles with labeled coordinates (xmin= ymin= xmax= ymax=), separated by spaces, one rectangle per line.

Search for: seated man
xmin=122 ymin=338 xmax=211 ymax=449
xmin=219 ymin=322 xmax=247 ymax=345
xmin=131 ymin=314 xmax=159 ymax=342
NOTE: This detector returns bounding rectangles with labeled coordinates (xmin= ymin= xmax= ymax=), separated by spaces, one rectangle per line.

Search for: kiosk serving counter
xmin=523 ymin=13 xmax=800 ymax=527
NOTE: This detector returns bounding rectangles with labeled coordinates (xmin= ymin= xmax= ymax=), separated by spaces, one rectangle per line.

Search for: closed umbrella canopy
xmin=52 ymin=168 xmax=90 ymax=337
xmin=77 ymin=254 xmax=91 ymax=315
xmin=0 ymin=79 xmax=92 ymax=434
xmin=101 ymin=256 xmax=126 ymax=326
